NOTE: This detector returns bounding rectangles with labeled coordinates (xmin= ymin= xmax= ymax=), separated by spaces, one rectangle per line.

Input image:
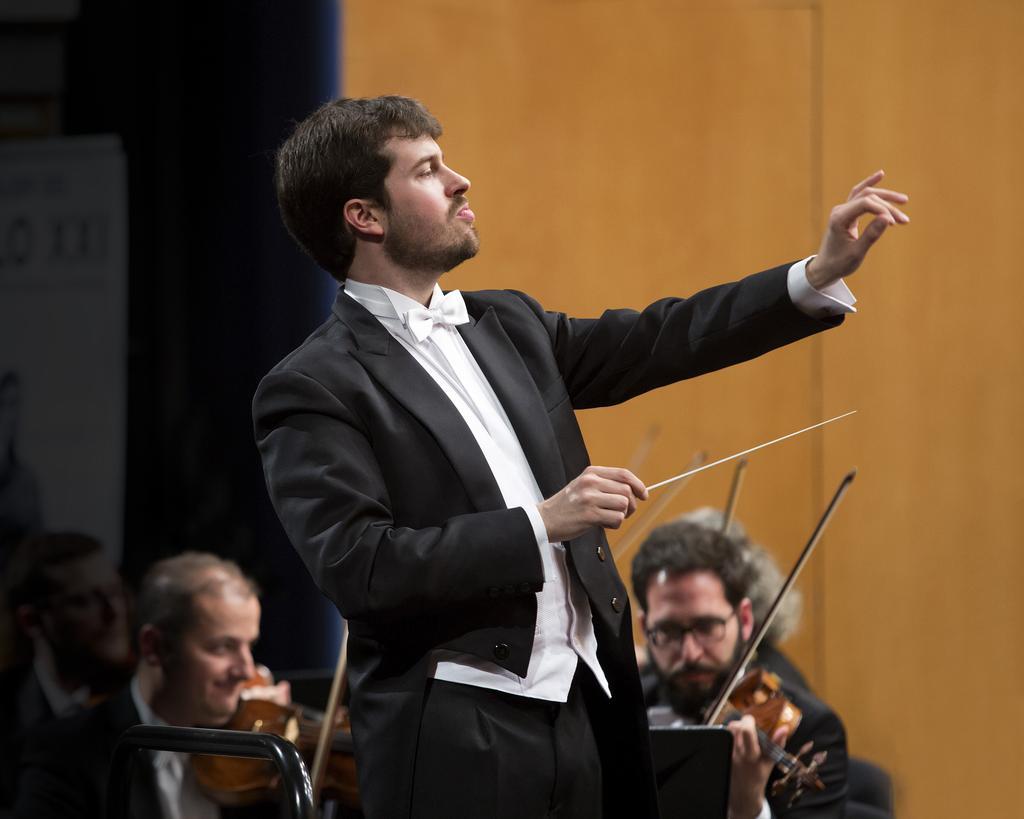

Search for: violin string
xmin=724 ymin=704 xmax=804 ymax=775
xmin=756 ymin=726 xmax=797 ymax=770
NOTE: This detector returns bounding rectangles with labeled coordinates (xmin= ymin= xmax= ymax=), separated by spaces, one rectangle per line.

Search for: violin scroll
xmin=770 ymin=743 xmax=827 ymax=807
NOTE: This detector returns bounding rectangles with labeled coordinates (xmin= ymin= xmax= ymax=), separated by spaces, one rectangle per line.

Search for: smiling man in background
xmin=14 ymin=552 xmax=287 ymax=819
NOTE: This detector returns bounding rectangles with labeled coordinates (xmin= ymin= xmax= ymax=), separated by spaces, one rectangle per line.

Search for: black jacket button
xmin=518 ymin=582 xmax=533 ymax=594
xmin=596 ymin=545 xmax=606 ymax=562
xmin=610 ymin=596 xmax=622 ymax=613
xmin=487 ymin=586 xmax=500 ymax=598
xmin=503 ymin=584 xmax=514 ymax=596
xmin=493 ymin=643 xmax=510 ymax=661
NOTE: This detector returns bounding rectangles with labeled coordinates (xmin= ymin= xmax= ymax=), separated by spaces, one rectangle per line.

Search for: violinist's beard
xmin=656 ymin=639 xmax=745 ymax=721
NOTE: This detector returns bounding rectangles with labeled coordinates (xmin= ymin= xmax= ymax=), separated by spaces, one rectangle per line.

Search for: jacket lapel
xmin=457 ymin=306 xmax=567 ymax=499
xmin=333 ymin=291 xmax=506 ymax=513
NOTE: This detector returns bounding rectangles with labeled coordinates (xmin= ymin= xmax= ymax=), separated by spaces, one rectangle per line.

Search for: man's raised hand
xmin=806 ymin=170 xmax=910 ymax=290
xmin=538 ymin=465 xmax=648 ymax=543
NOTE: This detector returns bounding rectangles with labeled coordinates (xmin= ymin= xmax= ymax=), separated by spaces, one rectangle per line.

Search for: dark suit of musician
xmin=14 ymin=687 xmax=163 ymax=819
xmin=0 ymin=664 xmax=55 ymax=807
xmin=253 ymin=262 xmax=841 ymax=818
xmin=767 ymin=682 xmax=849 ymax=819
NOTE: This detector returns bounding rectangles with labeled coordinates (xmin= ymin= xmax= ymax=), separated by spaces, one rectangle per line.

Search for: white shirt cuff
xmin=787 ymin=255 xmax=857 ymax=318
xmin=523 ymin=504 xmax=551 ymax=549
xmin=754 ymin=798 xmax=773 ymax=819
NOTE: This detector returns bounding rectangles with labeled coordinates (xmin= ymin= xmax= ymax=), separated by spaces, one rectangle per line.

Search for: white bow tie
xmin=404 ymin=290 xmax=469 ymax=342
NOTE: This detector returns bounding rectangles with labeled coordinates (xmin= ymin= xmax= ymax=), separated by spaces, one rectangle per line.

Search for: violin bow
xmin=720 ymin=458 xmax=748 ymax=534
xmin=310 ymin=626 xmax=350 ymax=802
xmin=703 ymin=469 xmax=857 ymax=727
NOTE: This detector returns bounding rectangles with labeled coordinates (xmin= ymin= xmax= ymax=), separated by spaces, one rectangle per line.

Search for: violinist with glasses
xmin=632 ymin=515 xmax=849 ymax=819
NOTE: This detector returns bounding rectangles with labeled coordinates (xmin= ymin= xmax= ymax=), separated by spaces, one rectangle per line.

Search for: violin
xmin=191 ymin=668 xmax=360 ymax=811
xmin=718 ymin=668 xmax=826 ymax=806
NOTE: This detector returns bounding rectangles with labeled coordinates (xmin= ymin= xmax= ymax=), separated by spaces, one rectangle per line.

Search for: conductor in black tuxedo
xmin=254 ymin=96 xmax=909 ymax=819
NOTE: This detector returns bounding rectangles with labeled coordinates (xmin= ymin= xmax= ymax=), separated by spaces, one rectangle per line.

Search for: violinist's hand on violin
xmin=806 ymin=170 xmax=910 ymax=290
xmin=238 ymin=664 xmax=292 ymax=706
xmin=240 ymin=680 xmax=292 ymax=706
xmin=726 ymin=715 xmax=789 ymax=819
xmin=538 ymin=466 xmax=647 ymax=543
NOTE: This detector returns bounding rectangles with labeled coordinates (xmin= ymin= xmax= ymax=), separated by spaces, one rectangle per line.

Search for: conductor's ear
xmin=343 ymin=198 xmax=385 ymax=239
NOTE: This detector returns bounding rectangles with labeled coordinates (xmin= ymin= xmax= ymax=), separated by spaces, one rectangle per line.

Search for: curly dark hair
xmin=630 ymin=519 xmax=756 ymax=613
xmin=274 ymin=95 xmax=442 ymax=281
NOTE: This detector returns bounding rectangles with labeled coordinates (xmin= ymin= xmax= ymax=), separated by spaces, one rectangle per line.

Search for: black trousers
xmin=409 ymin=667 xmax=603 ymax=819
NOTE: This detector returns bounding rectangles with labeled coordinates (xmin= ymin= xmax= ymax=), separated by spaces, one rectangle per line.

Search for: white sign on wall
xmin=0 ymin=135 xmax=127 ymax=560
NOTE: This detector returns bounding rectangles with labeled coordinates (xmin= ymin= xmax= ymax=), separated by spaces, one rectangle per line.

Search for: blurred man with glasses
xmin=631 ymin=516 xmax=849 ymax=819
xmin=0 ymin=532 xmax=133 ymax=807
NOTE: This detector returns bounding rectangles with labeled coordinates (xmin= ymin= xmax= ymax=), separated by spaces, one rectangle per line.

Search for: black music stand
xmin=651 ymin=725 xmax=733 ymax=818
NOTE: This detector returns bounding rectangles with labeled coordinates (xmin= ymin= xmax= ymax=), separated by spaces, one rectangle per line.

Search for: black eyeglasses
xmin=646 ymin=610 xmax=735 ymax=649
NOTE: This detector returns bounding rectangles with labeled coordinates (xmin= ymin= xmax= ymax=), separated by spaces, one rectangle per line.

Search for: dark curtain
xmin=62 ymin=0 xmax=343 ymax=669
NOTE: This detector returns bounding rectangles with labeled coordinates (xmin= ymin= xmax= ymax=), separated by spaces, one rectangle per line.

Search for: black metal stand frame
xmin=107 ymin=724 xmax=315 ymax=819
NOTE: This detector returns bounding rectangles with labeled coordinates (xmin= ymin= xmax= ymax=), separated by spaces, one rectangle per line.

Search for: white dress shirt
xmin=787 ymin=256 xmax=856 ymax=317
xmin=130 ymin=676 xmax=220 ymax=819
xmin=343 ymin=261 xmax=852 ymax=706
xmin=345 ymin=280 xmax=609 ymax=702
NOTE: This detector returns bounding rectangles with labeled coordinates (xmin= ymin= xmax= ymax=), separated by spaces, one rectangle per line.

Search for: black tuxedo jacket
xmin=253 ymin=263 xmax=841 ymax=818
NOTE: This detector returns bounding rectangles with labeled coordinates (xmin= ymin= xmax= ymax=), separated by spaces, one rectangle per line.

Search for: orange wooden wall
xmin=343 ymin=1 xmax=1024 ymax=814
